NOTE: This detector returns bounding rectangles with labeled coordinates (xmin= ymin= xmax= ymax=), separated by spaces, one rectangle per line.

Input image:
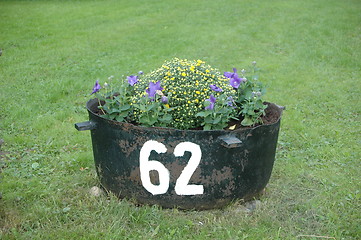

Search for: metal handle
xmin=218 ymin=135 xmax=243 ymax=148
xmin=276 ymin=104 xmax=286 ymax=110
xmin=75 ymin=121 xmax=97 ymax=131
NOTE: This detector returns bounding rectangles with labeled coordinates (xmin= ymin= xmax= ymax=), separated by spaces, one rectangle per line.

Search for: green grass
xmin=1 ymin=0 xmax=360 ymax=239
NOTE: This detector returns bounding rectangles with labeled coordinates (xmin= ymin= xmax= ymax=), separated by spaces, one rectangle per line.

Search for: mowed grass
xmin=0 ymin=0 xmax=360 ymax=239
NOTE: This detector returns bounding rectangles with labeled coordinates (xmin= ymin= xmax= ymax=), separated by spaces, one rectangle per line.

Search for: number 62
xmin=139 ymin=140 xmax=204 ymax=196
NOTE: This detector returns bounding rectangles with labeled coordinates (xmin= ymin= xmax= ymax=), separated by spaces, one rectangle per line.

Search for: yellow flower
xmin=181 ymin=72 xmax=186 ymax=77
xmin=205 ymin=69 xmax=210 ymax=73
xmin=195 ymin=91 xmax=201 ymax=94
xmin=165 ymin=104 xmax=170 ymax=108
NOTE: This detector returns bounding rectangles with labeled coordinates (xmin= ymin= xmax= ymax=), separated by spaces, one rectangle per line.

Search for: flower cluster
xmin=90 ymin=58 xmax=266 ymax=130
xmin=131 ymin=58 xmax=235 ymax=129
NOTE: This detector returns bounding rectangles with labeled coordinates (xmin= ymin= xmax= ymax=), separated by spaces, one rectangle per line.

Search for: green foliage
xmin=95 ymin=76 xmax=134 ymax=122
xmin=133 ymin=94 xmax=173 ymax=127
xmin=92 ymin=58 xmax=267 ymax=130
xmin=196 ymin=93 xmax=237 ymax=130
xmin=234 ymin=63 xmax=267 ymax=126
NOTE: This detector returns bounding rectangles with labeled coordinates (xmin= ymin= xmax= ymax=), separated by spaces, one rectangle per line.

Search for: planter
xmin=76 ymin=99 xmax=283 ymax=210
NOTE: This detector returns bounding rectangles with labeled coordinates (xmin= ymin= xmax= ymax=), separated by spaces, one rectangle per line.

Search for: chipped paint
xmin=81 ymin=99 xmax=283 ymax=210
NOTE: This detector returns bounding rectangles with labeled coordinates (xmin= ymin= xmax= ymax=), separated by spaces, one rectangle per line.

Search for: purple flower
xmin=127 ymin=75 xmax=138 ymax=86
xmin=205 ymin=95 xmax=216 ymax=110
xmin=224 ymin=68 xmax=246 ymax=89
xmin=230 ymin=77 xmax=242 ymax=89
xmin=210 ymin=84 xmax=222 ymax=92
xmin=224 ymin=68 xmax=238 ymax=79
xmin=227 ymin=96 xmax=236 ymax=108
xmin=138 ymin=71 xmax=144 ymax=75
xmin=161 ymin=96 xmax=168 ymax=104
xmin=146 ymin=81 xmax=163 ymax=99
xmin=91 ymin=80 xmax=101 ymax=94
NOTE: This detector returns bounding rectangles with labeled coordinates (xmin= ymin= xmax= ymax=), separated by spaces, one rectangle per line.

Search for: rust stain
xmin=129 ymin=167 xmax=141 ymax=184
xmin=163 ymin=159 xmax=203 ymax=184
xmin=118 ymin=139 xmax=138 ymax=158
xmin=165 ymin=161 xmax=183 ymax=182
xmin=207 ymin=166 xmax=232 ymax=183
xmin=202 ymin=166 xmax=235 ymax=196
xmin=149 ymin=170 xmax=160 ymax=185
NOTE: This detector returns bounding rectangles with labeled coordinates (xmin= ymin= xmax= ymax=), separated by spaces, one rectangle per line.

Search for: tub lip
xmin=86 ymin=98 xmax=283 ymax=134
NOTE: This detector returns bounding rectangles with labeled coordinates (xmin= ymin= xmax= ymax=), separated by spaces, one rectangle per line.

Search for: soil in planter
xmin=92 ymin=102 xmax=281 ymax=131
xmin=226 ymin=103 xmax=280 ymax=131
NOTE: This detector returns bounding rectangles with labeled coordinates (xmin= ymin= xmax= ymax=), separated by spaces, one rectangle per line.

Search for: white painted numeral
xmin=139 ymin=140 xmax=170 ymax=195
xmin=174 ymin=142 xmax=204 ymax=195
xmin=139 ymin=140 xmax=204 ymax=196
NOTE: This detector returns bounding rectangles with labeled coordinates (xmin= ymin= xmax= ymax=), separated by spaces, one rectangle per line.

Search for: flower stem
xmin=97 ymin=98 xmax=106 ymax=115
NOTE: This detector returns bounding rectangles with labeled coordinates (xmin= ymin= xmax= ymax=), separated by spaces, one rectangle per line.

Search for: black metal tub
xmin=76 ymin=99 xmax=283 ymax=210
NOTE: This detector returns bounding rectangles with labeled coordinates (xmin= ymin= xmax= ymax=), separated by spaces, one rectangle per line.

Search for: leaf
xmin=149 ymin=119 xmax=157 ymax=125
xmin=118 ymin=111 xmax=129 ymax=118
xmin=147 ymin=104 xmax=156 ymax=111
xmin=109 ymin=113 xmax=118 ymax=120
xmin=247 ymin=109 xmax=255 ymax=115
xmin=203 ymin=124 xmax=212 ymax=130
xmin=139 ymin=115 xmax=153 ymax=126
xmin=216 ymin=107 xmax=227 ymax=114
xmin=196 ymin=112 xmax=207 ymax=117
xmin=204 ymin=116 xmax=213 ymax=124
xmin=119 ymin=104 xmax=130 ymax=111
xmin=243 ymin=86 xmax=253 ymax=99
xmin=211 ymin=122 xmax=226 ymax=130
xmin=241 ymin=116 xmax=254 ymax=126
xmin=160 ymin=115 xmax=172 ymax=123
xmin=255 ymin=100 xmax=265 ymax=109
xmin=204 ymin=101 xmax=211 ymax=108
xmin=213 ymin=116 xmax=222 ymax=124
xmin=133 ymin=104 xmax=146 ymax=111
xmin=115 ymin=115 xmax=125 ymax=122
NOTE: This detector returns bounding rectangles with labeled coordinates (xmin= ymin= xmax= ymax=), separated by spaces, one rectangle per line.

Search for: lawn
xmin=0 ymin=0 xmax=360 ymax=239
